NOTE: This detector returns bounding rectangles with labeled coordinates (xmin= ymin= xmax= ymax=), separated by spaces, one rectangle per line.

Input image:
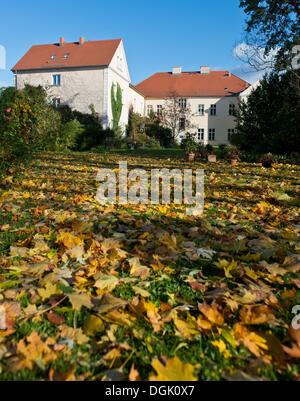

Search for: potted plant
xmin=182 ymin=133 xmax=198 ymax=162
xmin=260 ymin=153 xmax=273 ymax=168
xmin=206 ymin=144 xmax=216 ymax=162
xmin=226 ymin=146 xmax=240 ymax=166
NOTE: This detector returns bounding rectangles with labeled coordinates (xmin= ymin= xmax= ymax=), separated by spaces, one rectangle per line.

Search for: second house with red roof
xmin=12 ymin=37 xmax=250 ymax=145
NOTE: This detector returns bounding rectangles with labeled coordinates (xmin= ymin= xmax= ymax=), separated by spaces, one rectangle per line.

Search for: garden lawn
xmin=0 ymin=150 xmax=299 ymax=381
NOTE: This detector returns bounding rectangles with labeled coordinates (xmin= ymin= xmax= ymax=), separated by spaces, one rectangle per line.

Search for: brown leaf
xmin=46 ymin=312 xmax=65 ymax=325
xmin=240 ymin=305 xmax=276 ymax=325
xmin=198 ymin=303 xmax=224 ymax=326
xmin=0 ymin=302 xmax=21 ymax=330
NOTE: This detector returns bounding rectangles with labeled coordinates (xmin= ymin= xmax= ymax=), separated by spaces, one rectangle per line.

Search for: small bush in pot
xmin=226 ymin=146 xmax=240 ymax=166
xmin=182 ymin=133 xmax=198 ymax=162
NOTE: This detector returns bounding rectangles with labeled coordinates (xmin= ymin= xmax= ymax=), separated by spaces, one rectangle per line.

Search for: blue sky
xmin=0 ymin=0 xmax=261 ymax=87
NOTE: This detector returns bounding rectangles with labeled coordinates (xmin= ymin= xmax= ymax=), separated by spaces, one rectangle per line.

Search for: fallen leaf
xmin=68 ymin=292 xmax=93 ymax=311
xmin=83 ymin=315 xmax=105 ymax=336
xmin=128 ymin=257 xmax=150 ymax=279
xmin=150 ymin=356 xmax=197 ymax=381
xmin=198 ymin=303 xmax=224 ymax=326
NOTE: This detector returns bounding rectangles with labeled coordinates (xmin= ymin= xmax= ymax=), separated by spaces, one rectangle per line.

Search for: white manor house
xmin=12 ymin=37 xmax=251 ymax=145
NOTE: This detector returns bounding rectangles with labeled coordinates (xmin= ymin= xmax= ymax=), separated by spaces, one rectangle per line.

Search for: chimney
xmin=79 ymin=37 xmax=85 ymax=45
xmin=172 ymin=66 xmax=182 ymax=75
xmin=59 ymin=37 xmax=65 ymax=46
xmin=200 ymin=66 xmax=210 ymax=74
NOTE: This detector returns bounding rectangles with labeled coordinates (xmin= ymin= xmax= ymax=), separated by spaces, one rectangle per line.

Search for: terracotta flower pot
xmin=231 ymin=158 xmax=238 ymax=166
xmin=208 ymin=154 xmax=217 ymax=162
xmin=187 ymin=152 xmax=195 ymax=162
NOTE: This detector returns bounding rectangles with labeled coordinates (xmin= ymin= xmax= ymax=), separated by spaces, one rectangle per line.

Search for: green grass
xmin=0 ymin=150 xmax=299 ymax=381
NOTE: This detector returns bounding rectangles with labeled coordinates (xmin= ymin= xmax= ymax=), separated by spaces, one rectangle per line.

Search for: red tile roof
xmin=12 ymin=39 xmax=121 ymax=72
xmin=136 ymin=71 xmax=250 ymax=98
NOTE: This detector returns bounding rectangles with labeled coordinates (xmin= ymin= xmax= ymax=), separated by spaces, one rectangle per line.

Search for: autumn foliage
xmin=0 ymin=150 xmax=299 ymax=381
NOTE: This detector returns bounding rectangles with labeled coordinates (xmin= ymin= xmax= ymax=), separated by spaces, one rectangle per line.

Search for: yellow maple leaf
xmin=68 ymin=292 xmax=93 ymax=311
xmin=143 ymin=301 xmax=162 ymax=332
xmin=56 ymin=231 xmax=83 ymax=249
xmin=233 ymin=323 xmax=269 ymax=358
xmin=173 ymin=312 xmax=200 ymax=339
xmin=101 ymin=238 xmax=122 ymax=254
xmin=150 ymin=356 xmax=197 ymax=381
xmin=60 ymin=326 xmax=89 ymax=345
xmin=198 ymin=303 xmax=224 ymax=326
xmin=128 ymin=257 xmax=150 ymax=279
xmin=105 ymin=309 xmax=135 ymax=326
xmin=94 ymin=274 xmax=120 ymax=293
xmin=240 ymin=305 xmax=275 ymax=325
xmin=83 ymin=315 xmax=105 ymax=336
xmin=12 ymin=332 xmax=57 ymax=372
xmin=215 ymin=259 xmax=238 ymax=278
xmin=38 ymin=282 xmax=61 ymax=301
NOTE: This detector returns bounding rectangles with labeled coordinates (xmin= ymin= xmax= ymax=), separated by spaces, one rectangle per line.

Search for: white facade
xmin=14 ymin=40 xmax=141 ymax=133
xmin=16 ymin=67 xmax=106 ymax=115
xmin=128 ymin=85 xmax=145 ymax=115
xmin=13 ymin=39 xmax=249 ymax=143
xmin=144 ymin=96 xmax=238 ymax=145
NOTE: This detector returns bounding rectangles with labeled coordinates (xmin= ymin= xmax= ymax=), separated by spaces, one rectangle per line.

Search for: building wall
xmin=144 ymin=96 xmax=239 ymax=145
xmin=128 ymin=86 xmax=145 ymax=115
xmin=16 ymin=67 xmax=106 ymax=115
xmin=107 ymin=67 xmax=131 ymax=132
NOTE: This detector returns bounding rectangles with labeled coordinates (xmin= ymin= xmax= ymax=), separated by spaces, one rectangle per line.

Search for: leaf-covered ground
xmin=0 ymin=150 xmax=299 ymax=381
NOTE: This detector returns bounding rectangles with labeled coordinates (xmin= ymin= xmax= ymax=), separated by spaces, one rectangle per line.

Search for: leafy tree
xmin=240 ymin=0 xmax=300 ymax=73
xmin=231 ymin=71 xmax=300 ymax=154
xmin=111 ymin=83 xmax=123 ymax=133
xmin=145 ymin=110 xmax=173 ymax=147
xmin=161 ymin=93 xmax=194 ymax=144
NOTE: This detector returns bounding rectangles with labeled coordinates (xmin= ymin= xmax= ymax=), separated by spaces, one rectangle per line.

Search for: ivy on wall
xmin=111 ymin=82 xmax=122 ymax=133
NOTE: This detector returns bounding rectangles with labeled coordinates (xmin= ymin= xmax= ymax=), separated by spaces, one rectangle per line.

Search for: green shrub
xmin=132 ymin=133 xmax=161 ymax=149
xmin=57 ymin=105 xmax=113 ymax=151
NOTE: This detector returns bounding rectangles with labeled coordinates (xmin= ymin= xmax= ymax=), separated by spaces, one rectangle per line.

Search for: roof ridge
xmin=30 ymin=38 xmax=122 ymax=47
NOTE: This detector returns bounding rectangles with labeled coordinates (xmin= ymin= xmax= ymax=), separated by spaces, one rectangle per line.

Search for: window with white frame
xmin=229 ymin=104 xmax=235 ymax=116
xmin=52 ymin=74 xmax=61 ymax=86
xmin=147 ymin=105 xmax=153 ymax=116
xmin=210 ymin=104 xmax=216 ymax=116
xmin=228 ymin=128 xmax=235 ymax=141
xmin=52 ymin=98 xmax=61 ymax=108
xmin=198 ymin=104 xmax=205 ymax=116
xmin=157 ymin=105 xmax=163 ymax=116
xmin=208 ymin=128 xmax=215 ymax=141
xmin=197 ymin=128 xmax=204 ymax=141
xmin=178 ymin=98 xmax=187 ymax=109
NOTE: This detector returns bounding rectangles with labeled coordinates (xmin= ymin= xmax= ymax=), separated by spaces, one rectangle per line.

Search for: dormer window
xmin=63 ymin=53 xmax=70 ymax=59
xmin=50 ymin=55 xmax=56 ymax=60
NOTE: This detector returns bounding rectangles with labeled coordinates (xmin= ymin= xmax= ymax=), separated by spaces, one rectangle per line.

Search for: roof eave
xmin=11 ymin=64 xmax=109 ymax=73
